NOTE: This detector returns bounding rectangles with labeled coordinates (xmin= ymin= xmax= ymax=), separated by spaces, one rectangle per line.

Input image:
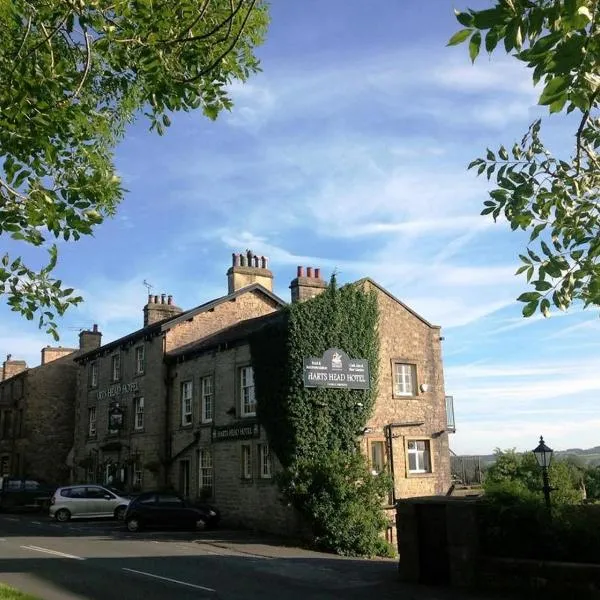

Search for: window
xmin=0 ymin=456 xmax=9 ymax=476
xmin=370 ymin=441 xmax=386 ymax=475
xmin=445 ymin=395 xmax=456 ymax=433
xmin=407 ymin=440 xmax=432 ymax=474
xmin=181 ymin=381 xmax=193 ymax=426
xmin=201 ymin=376 xmax=213 ymax=423
xmin=135 ymin=346 xmax=145 ymax=375
xmin=393 ymin=363 xmax=416 ymax=397
xmin=132 ymin=464 xmax=143 ymax=489
xmin=259 ymin=444 xmax=272 ymax=479
xmin=241 ymin=445 xmax=252 ymax=480
xmin=158 ymin=494 xmax=185 ymax=507
xmin=111 ymin=354 xmax=121 ymax=382
xmin=134 ymin=397 xmax=144 ymax=430
xmin=240 ymin=366 xmax=256 ymax=417
xmin=88 ymin=407 xmax=97 ymax=437
xmin=90 ymin=362 xmax=98 ymax=388
xmin=199 ymin=449 xmax=213 ymax=496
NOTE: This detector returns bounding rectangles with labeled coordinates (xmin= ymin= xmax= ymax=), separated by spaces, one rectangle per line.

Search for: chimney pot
xmin=307 ymin=267 xmax=314 ymax=278
xmin=315 ymin=268 xmax=321 ymax=279
xmin=147 ymin=294 xmax=153 ymax=304
xmin=93 ymin=324 xmax=98 ymax=333
xmin=297 ymin=266 xmax=304 ymax=278
xmin=260 ymin=256 xmax=267 ymax=269
xmin=167 ymin=295 xmax=173 ymax=305
xmin=240 ymin=254 xmax=247 ymax=267
xmin=161 ymin=294 xmax=166 ymax=304
xmin=231 ymin=252 xmax=236 ymax=267
xmin=153 ymin=295 xmax=159 ymax=304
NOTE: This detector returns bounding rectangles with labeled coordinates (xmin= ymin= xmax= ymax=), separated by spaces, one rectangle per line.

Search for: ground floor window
xmin=132 ymin=463 xmax=143 ymax=490
xmin=259 ymin=444 xmax=272 ymax=479
xmin=198 ymin=449 xmax=213 ymax=497
xmin=407 ymin=439 xmax=432 ymax=474
xmin=0 ymin=456 xmax=9 ymax=476
xmin=241 ymin=444 xmax=252 ymax=479
xmin=370 ymin=440 xmax=386 ymax=475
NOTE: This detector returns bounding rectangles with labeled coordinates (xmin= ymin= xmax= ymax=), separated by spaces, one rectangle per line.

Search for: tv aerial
xmin=143 ymin=280 xmax=154 ymax=295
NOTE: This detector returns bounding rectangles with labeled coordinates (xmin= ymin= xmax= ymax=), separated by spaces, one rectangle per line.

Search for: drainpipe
xmin=385 ymin=425 xmax=397 ymax=504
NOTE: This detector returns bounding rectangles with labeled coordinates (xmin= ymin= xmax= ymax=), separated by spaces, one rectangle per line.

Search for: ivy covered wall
xmin=249 ymin=277 xmax=393 ymax=556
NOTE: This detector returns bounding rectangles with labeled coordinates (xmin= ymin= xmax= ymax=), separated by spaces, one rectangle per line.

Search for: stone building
xmin=71 ymin=252 xmax=284 ymax=490
xmin=71 ymin=251 xmax=454 ymax=537
xmin=0 ymin=326 xmax=101 ymax=484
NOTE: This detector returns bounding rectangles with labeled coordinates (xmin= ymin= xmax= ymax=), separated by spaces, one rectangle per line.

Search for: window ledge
xmin=407 ymin=472 xmax=435 ymax=478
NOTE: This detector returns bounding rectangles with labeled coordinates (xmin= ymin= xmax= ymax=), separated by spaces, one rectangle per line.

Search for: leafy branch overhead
xmin=449 ymin=0 xmax=600 ymax=317
xmin=0 ymin=0 xmax=268 ymax=338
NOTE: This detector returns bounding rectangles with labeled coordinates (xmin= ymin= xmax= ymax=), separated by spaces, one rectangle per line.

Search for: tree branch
xmin=0 ymin=178 xmax=28 ymax=202
xmin=71 ymin=31 xmax=92 ymax=101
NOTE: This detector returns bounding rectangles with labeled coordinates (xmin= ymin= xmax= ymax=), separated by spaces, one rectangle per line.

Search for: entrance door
xmin=179 ymin=460 xmax=190 ymax=498
xmin=416 ymin=503 xmax=450 ymax=585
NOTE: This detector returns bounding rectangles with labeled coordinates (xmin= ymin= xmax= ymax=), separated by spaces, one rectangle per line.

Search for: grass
xmin=0 ymin=584 xmax=39 ymax=600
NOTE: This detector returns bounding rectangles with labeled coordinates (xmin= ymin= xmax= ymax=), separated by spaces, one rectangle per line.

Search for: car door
xmin=87 ymin=486 xmax=117 ymax=517
xmin=156 ymin=493 xmax=188 ymax=529
xmin=68 ymin=486 xmax=92 ymax=517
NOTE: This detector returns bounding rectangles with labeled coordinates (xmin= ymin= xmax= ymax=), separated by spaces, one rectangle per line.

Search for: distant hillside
xmin=456 ymin=446 xmax=600 ymax=468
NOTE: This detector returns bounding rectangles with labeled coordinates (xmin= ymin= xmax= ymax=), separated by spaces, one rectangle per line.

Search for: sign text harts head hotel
xmin=303 ymin=348 xmax=370 ymax=390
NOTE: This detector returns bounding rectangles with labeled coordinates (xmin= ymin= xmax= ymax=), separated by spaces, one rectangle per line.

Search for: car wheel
xmin=126 ymin=517 xmax=141 ymax=532
xmin=193 ymin=517 xmax=207 ymax=531
xmin=114 ymin=506 xmax=127 ymax=521
xmin=55 ymin=508 xmax=71 ymax=523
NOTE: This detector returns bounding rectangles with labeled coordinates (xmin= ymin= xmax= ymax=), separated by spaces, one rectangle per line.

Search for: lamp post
xmin=532 ymin=435 xmax=554 ymax=511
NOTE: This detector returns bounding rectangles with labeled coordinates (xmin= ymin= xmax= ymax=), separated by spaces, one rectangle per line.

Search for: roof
xmin=353 ymin=278 xmax=440 ymax=329
xmin=166 ymin=311 xmax=285 ymax=363
xmin=75 ymin=284 xmax=286 ymax=362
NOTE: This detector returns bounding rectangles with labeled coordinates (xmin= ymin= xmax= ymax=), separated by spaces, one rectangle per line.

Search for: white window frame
xmin=240 ymin=366 xmax=256 ymax=417
xmin=198 ymin=449 xmax=213 ymax=494
xmin=259 ymin=444 xmax=272 ymax=479
xmin=393 ymin=363 xmax=415 ymax=397
xmin=112 ymin=353 xmax=121 ymax=382
xmin=370 ymin=440 xmax=386 ymax=475
xmin=135 ymin=345 xmax=145 ymax=375
xmin=181 ymin=381 xmax=193 ymax=426
xmin=90 ymin=362 xmax=98 ymax=388
xmin=201 ymin=376 xmax=214 ymax=423
xmin=407 ymin=439 xmax=432 ymax=474
xmin=88 ymin=407 xmax=97 ymax=438
xmin=132 ymin=464 xmax=143 ymax=489
xmin=134 ymin=397 xmax=144 ymax=431
xmin=241 ymin=444 xmax=252 ymax=480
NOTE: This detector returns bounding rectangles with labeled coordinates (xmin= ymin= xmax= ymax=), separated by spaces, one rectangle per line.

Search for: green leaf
xmin=469 ymin=32 xmax=482 ymax=63
xmin=517 ymin=291 xmax=541 ymax=303
xmin=454 ymin=9 xmax=474 ymax=27
xmin=540 ymin=298 xmax=551 ymax=317
xmin=539 ymin=77 xmax=569 ymax=106
xmin=485 ymin=28 xmax=499 ymax=53
xmin=534 ymin=280 xmax=552 ymax=291
xmin=522 ymin=300 xmax=539 ymax=317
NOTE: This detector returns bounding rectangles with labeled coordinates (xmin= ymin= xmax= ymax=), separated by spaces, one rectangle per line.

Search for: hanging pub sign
xmin=212 ymin=422 xmax=260 ymax=443
xmin=108 ymin=404 xmax=125 ymax=433
xmin=303 ymin=348 xmax=370 ymax=390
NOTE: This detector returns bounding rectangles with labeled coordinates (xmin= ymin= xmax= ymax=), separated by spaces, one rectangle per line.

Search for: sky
xmin=2 ymin=0 xmax=600 ymax=455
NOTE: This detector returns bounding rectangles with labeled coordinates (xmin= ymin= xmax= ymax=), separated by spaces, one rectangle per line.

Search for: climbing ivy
xmin=250 ymin=277 xmax=394 ymax=556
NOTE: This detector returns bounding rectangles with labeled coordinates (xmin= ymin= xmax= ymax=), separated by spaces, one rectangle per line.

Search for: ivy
xmin=250 ymin=277 xmax=394 ymax=557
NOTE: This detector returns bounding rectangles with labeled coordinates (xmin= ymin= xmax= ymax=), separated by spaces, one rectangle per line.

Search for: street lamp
xmin=532 ymin=435 xmax=554 ymax=510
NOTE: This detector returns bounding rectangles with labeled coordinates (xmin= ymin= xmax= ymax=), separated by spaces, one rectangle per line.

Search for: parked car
xmin=124 ymin=491 xmax=220 ymax=532
xmin=0 ymin=478 xmax=57 ymax=511
xmin=49 ymin=485 xmax=130 ymax=522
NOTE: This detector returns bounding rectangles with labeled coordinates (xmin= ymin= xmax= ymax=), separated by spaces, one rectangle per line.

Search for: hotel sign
xmin=212 ymin=422 xmax=260 ymax=443
xmin=303 ymin=348 xmax=370 ymax=390
xmin=97 ymin=381 xmax=139 ymax=401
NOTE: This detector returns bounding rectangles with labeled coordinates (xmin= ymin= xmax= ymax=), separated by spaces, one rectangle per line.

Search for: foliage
xmin=250 ymin=278 xmax=394 ymax=556
xmin=0 ymin=584 xmax=39 ymax=600
xmin=0 ymin=0 xmax=268 ymax=337
xmin=449 ymin=0 xmax=600 ymax=316
xmin=584 ymin=465 xmax=600 ymax=499
xmin=484 ymin=448 xmax=583 ymax=505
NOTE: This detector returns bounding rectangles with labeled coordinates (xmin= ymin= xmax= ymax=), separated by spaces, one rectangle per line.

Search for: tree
xmin=484 ymin=448 xmax=583 ymax=505
xmin=449 ymin=1 xmax=600 ymax=317
xmin=0 ymin=0 xmax=268 ymax=338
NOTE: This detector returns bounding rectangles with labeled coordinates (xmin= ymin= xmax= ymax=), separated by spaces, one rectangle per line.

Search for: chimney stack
xmin=42 ymin=345 xmax=76 ymax=364
xmin=227 ymin=250 xmax=273 ymax=294
xmin=2 ymin=355 xmax=28 ymax=381
xmin=144 ymin=293 xmax=183 ymax=326
xmin=290 ymin=266 xmax=327 ymax=303
xmin=79 ymin=324 xmax=102 ymax=353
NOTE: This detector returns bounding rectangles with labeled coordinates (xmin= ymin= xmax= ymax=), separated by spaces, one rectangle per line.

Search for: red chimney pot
xmin=315 ymin=268 xmax=321 ymax=279
xmin=297 ymin=266 xmax=304 ymax=278
xmin=307 ymin=267 xmax=314 ymax=278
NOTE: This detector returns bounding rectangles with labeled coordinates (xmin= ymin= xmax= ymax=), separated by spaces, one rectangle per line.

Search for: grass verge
xmin=0 ymin=583 xmax=39 ymax=600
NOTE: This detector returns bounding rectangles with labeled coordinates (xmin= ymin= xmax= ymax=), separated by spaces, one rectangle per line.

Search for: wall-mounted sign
xmin=108 ymin=404 xmax=125 ymax=433
xmin=97 ymin=381 xmax=139 ymax=401
xmin=303 ymin=348 xmax=370 ymax=390
xmin=212 ymin=422 xmax=260 ymax=443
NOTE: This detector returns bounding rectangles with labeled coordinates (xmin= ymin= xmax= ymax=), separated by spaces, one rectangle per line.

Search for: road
xmin=0 ymin=513 xmax=500 ymax=600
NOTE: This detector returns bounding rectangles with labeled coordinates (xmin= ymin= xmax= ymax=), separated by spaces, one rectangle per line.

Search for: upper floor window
xmin=135 ymin=346 xmax=145 ymax=375
xmin=240 ymin=366 xmax=256 ymax=417
xmin=393 ymin=363 xmax=416 ymax=397
xmin=134 ymin=397 xmax=144 ymax=430
xmin=445 ymin=395 xmax=456 ymax=433
xmin=201 ymin=375 xmax=214 ymax=423
xmin=407 ymin=440 xmax=432 ymax=474
xmin=90 ymin=362 xmax=98 ymax=388
xmin=111 ymin=354 xmax=121 ymax=382
xmin=181 ymin=381 xmax=193 ymax=426
xmin=88 ymin=407 xmax=97 ymax=438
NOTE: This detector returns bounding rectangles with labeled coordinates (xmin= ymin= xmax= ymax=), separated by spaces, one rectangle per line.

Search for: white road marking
xmin=20 ymin=545 xmax=85 ymax=561
xmin=122 ymin=568 xmax=215 ymax=592
xmin=31 ymin=521 xmax=42 ymax=525
xmin=3 ymin=517 xmax=18 ymax=522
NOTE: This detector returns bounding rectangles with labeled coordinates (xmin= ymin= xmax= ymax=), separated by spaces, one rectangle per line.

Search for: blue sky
xmin=2 ymin=1 xmax=600 ymax=455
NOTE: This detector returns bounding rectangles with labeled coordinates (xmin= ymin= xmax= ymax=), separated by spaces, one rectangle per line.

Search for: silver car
xmin=49 ymin=485 xmax=130 ymax=522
